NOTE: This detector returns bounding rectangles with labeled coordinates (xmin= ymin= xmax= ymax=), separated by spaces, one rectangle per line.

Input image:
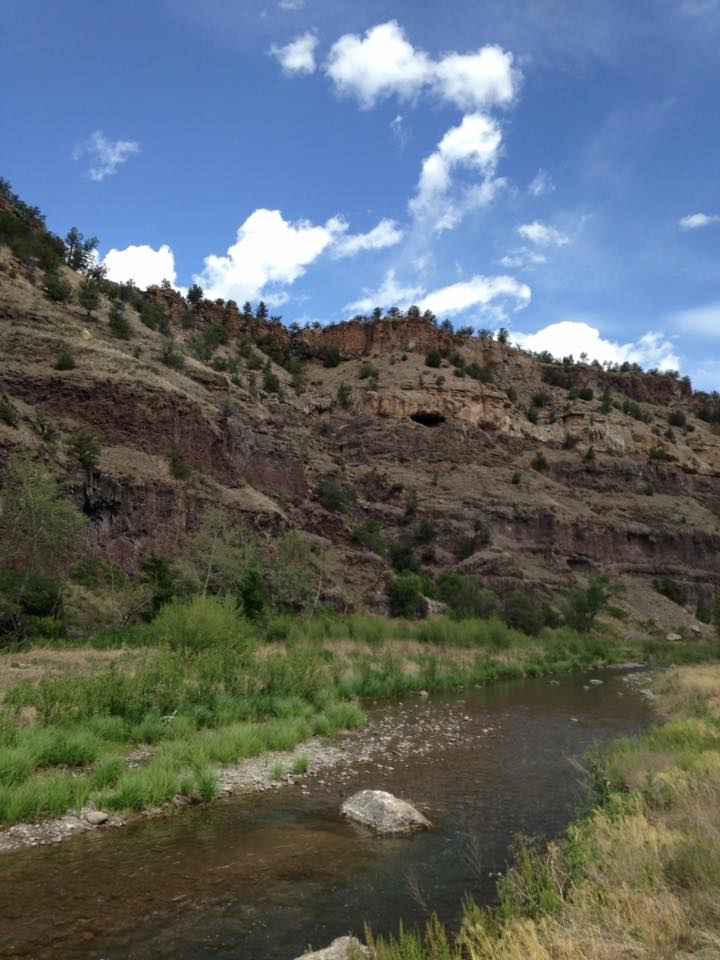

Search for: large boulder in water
xmin=340 ymin=789 xmax=431 ymax=835
xmin=295 ymin=935 xmax=370 ymax=959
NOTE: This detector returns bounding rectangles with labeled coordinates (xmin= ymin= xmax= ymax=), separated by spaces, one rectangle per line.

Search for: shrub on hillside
xmin=563 ymin=574 xmax=618 ymax=632
xmin=654 ymin=576 xmax=687 ymax=607
xmin=388 ymin=573 xmax=428 ymax=619
xmin=502 ymin=592 xmax=546 ymax=636
xmin=436 ymin=571 xmax=496 ymax=619
xmin=388 ymin=541 xmax=420 ymax=573
xmin=43 ymin=271 xmax=73 ymax=303
xmin=353 ymin=520 xmax=386 ymax=556
xmin=425 ymin=350 xmax=442 ymax=368
xmin=314 ymin=479 xmax=355 ymax=512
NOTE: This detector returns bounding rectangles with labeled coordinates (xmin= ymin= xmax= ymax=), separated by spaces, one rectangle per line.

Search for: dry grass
xmin=372 ymin=665 xmax=720 ymax=960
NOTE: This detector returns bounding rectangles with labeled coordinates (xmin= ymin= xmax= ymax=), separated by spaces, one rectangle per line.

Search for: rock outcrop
xmin=340 ymin=790 xmax=431 ymax=835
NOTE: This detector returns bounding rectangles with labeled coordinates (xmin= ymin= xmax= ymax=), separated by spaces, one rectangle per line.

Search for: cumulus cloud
xmin=528 ymin=169 xmax=555 ymax=197
xmin=345 ymin=269 xmax=530 ymax=321
xmin=103 ymin=244 xmax=177 ymax=290
xmin=433 ymin=46 xmax=517 ymax=111
xmin=517 ymin=220 xmax=569 ymax=246
xmin=270 ymin=32 xmax=318 ymax=74
xmin=196 ymin=208 xmax=345 ymax=302
xmin=324 ymin=21 xmax=518 ymax=111
xmin=72 ymin=130 xmax=140 ymax=182
xmin=410 ymin=112 xmax=504 ymax=230
xmin=511 ymin=321 xmax=680 ymax=370
xmin=678 ymin=212 xmax=720 ymax=230
xmin=332 ymin=219 xmax=404 ymax=258
xmin=420 ymin=275 xmax=531 ymax=316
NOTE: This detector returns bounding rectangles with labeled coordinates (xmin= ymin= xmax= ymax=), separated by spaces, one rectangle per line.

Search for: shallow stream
xmin=0 ymin=668 xmax=655 ymax=959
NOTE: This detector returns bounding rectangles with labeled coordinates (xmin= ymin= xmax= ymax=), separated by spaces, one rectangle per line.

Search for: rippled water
xmin=0 ymin=669 xmax=654 ymax=960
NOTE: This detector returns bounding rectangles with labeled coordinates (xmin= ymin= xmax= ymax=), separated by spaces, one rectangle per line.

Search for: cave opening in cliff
xmin=410 ymin=411 xmax=446 ymax=427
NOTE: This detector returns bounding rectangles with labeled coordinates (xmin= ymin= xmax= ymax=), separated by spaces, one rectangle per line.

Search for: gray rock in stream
xmin=340 ymin=790 xmax=431 ymax=835
xmin=295 ymin=936 xmax=370 ymax=959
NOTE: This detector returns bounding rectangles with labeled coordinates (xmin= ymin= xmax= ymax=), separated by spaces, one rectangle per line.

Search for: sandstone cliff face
xmin=1 ymin=251 xmax=719 ymax=619
xmin=297 ymin=316 xmax=454 ymax=359
xmin=361 ymin=385 xmax=520 ymax=433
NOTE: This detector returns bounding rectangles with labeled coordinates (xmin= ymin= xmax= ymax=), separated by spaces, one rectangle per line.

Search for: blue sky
xmin=2 ymin=0 xmax=719 ymax=387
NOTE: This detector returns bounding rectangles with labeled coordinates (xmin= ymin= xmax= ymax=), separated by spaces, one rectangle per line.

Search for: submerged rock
xmin=295 ymin=936 xmax=370 ymax=959
xmin=340 ymin=790 xmax=431 ymax=835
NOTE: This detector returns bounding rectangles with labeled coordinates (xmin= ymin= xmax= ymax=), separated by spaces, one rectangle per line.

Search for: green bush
xmin=359 ymin=362 xmax=379 ymax=380
xmin=322 ymin=346 xmax=341 ymax=368
xmin=388 ymin=573 xmax=428 ymax=619
xmin=436 ymin=571 xmax=496 ymax=619
xmin=68 ymin=430 xmax=101 ymax=472
xmin=147 ymin=594 xmax=256 ymax=655
xmin=42 ymin=271 xmax=73 ymax=303
xmin=502 ymin=592 xmax=546 ymax=636
xmin=314 ymin=479 xmax=355 ymax=512
xmin=55 ymin=350 xmax=75 ymax=371
xmin=564 ymin=575 xmax=617 ymax=632
xmin=654 ymin=576 xmax=687 ymax=607
xmin=0 ymin=394 xmax=19 ymax=427
xmin=169 ymin=447 xmax=191 ymax=480
xmin=353 ymin=520 xmax=386 ymax=556
xmin=388 ymin=541 xmax=419 ymax=573
xmin=425 ymin=350 xmax=442 ymax=368
xmin=109 ymin=303 xmax=131 ymax=339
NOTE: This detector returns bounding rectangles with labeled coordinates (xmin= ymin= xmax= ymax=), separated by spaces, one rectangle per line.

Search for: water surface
xmin=0 ymin=669 xmax=654 ymax=959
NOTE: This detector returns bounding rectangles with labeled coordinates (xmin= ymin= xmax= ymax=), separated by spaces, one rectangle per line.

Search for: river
xmin=0 ymin=668 xmax=655 ymax=959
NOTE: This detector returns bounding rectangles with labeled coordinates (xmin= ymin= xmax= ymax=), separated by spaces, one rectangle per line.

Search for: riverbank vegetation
xmin=2 ymin=456 xmax=720 ymax=830
xmin=1 ymin=595 xmax=719 ymax=828
xmin=368 ymin=665 xmax=720 ymax=959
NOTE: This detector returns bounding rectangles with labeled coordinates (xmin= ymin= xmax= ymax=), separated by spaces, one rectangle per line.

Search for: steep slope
xmin=1 ymin=212 xmax=719 ymax=630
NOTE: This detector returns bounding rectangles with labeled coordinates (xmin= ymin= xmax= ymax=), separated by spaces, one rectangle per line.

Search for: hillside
xmin=1 ymin=187 xmax=720 ymax=637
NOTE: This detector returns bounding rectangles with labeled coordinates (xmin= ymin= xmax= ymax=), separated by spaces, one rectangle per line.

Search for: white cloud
xmin=420 ymin=275 xmax=531 ymax=316
xmin=103 ymin=244 xmax=177 ymax=290
xmin=517 ymin=220 xmax=569 ymax=246
xmin=433 ymin=46 xmax=518 ymax=111
xmin=324 ymin=20 xmax=518 ymax=111
xmin=270 ymin=32 xmax=318 ymax=74
xmin=345 ymin=268 xmax=425 ymax=314
xmin=511 ymin=321 xmax=680 ymax=370
xmin=528 ymin=168 xmax=555 ymax=196
xmin=326 ymin=21 xmax=433 ymax=109
xmin=345 ymin=269 xmax=530 ymax=320
xmin=278 ymin=0 xmax=305 ymax=9
xmin=410 ymin=112 xmax=504 ymax=229
xmin=196 ymin=208 xmax=344 ymax=302
xmin=332 ymin=219 xmax=404 ymax=258
xmin=390 ymin=113 xmax=409 ymax=148
xmin=72 ymin=130 xmax=140 ymax=182
xmin=667 ymin=300 xmax=720 ymax=335
xmin=499 ymin=249 xmax=548 ymax=268
xmin=678 ymin=212 xmax=720 ymax=230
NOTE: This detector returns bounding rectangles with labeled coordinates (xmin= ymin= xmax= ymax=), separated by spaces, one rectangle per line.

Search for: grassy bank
xmin=1 ymin=596 xmax=718 ymax=830
xmin=368 ymin=665 xmax=720 ymax=959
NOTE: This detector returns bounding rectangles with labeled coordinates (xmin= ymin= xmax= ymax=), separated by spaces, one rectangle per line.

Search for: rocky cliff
xmin=1 ymin=229 xmax=719 ymax=629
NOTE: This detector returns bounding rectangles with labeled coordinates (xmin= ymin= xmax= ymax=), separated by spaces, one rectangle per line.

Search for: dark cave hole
xmin=410 ymin=411 xmax=446 ymax=427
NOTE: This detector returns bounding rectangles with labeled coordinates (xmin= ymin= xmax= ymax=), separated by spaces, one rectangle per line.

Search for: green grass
xmin=293 ymin=754 xmax=310 ymax=775
xmin=2 ymin=604 xmax=720 ymax=828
